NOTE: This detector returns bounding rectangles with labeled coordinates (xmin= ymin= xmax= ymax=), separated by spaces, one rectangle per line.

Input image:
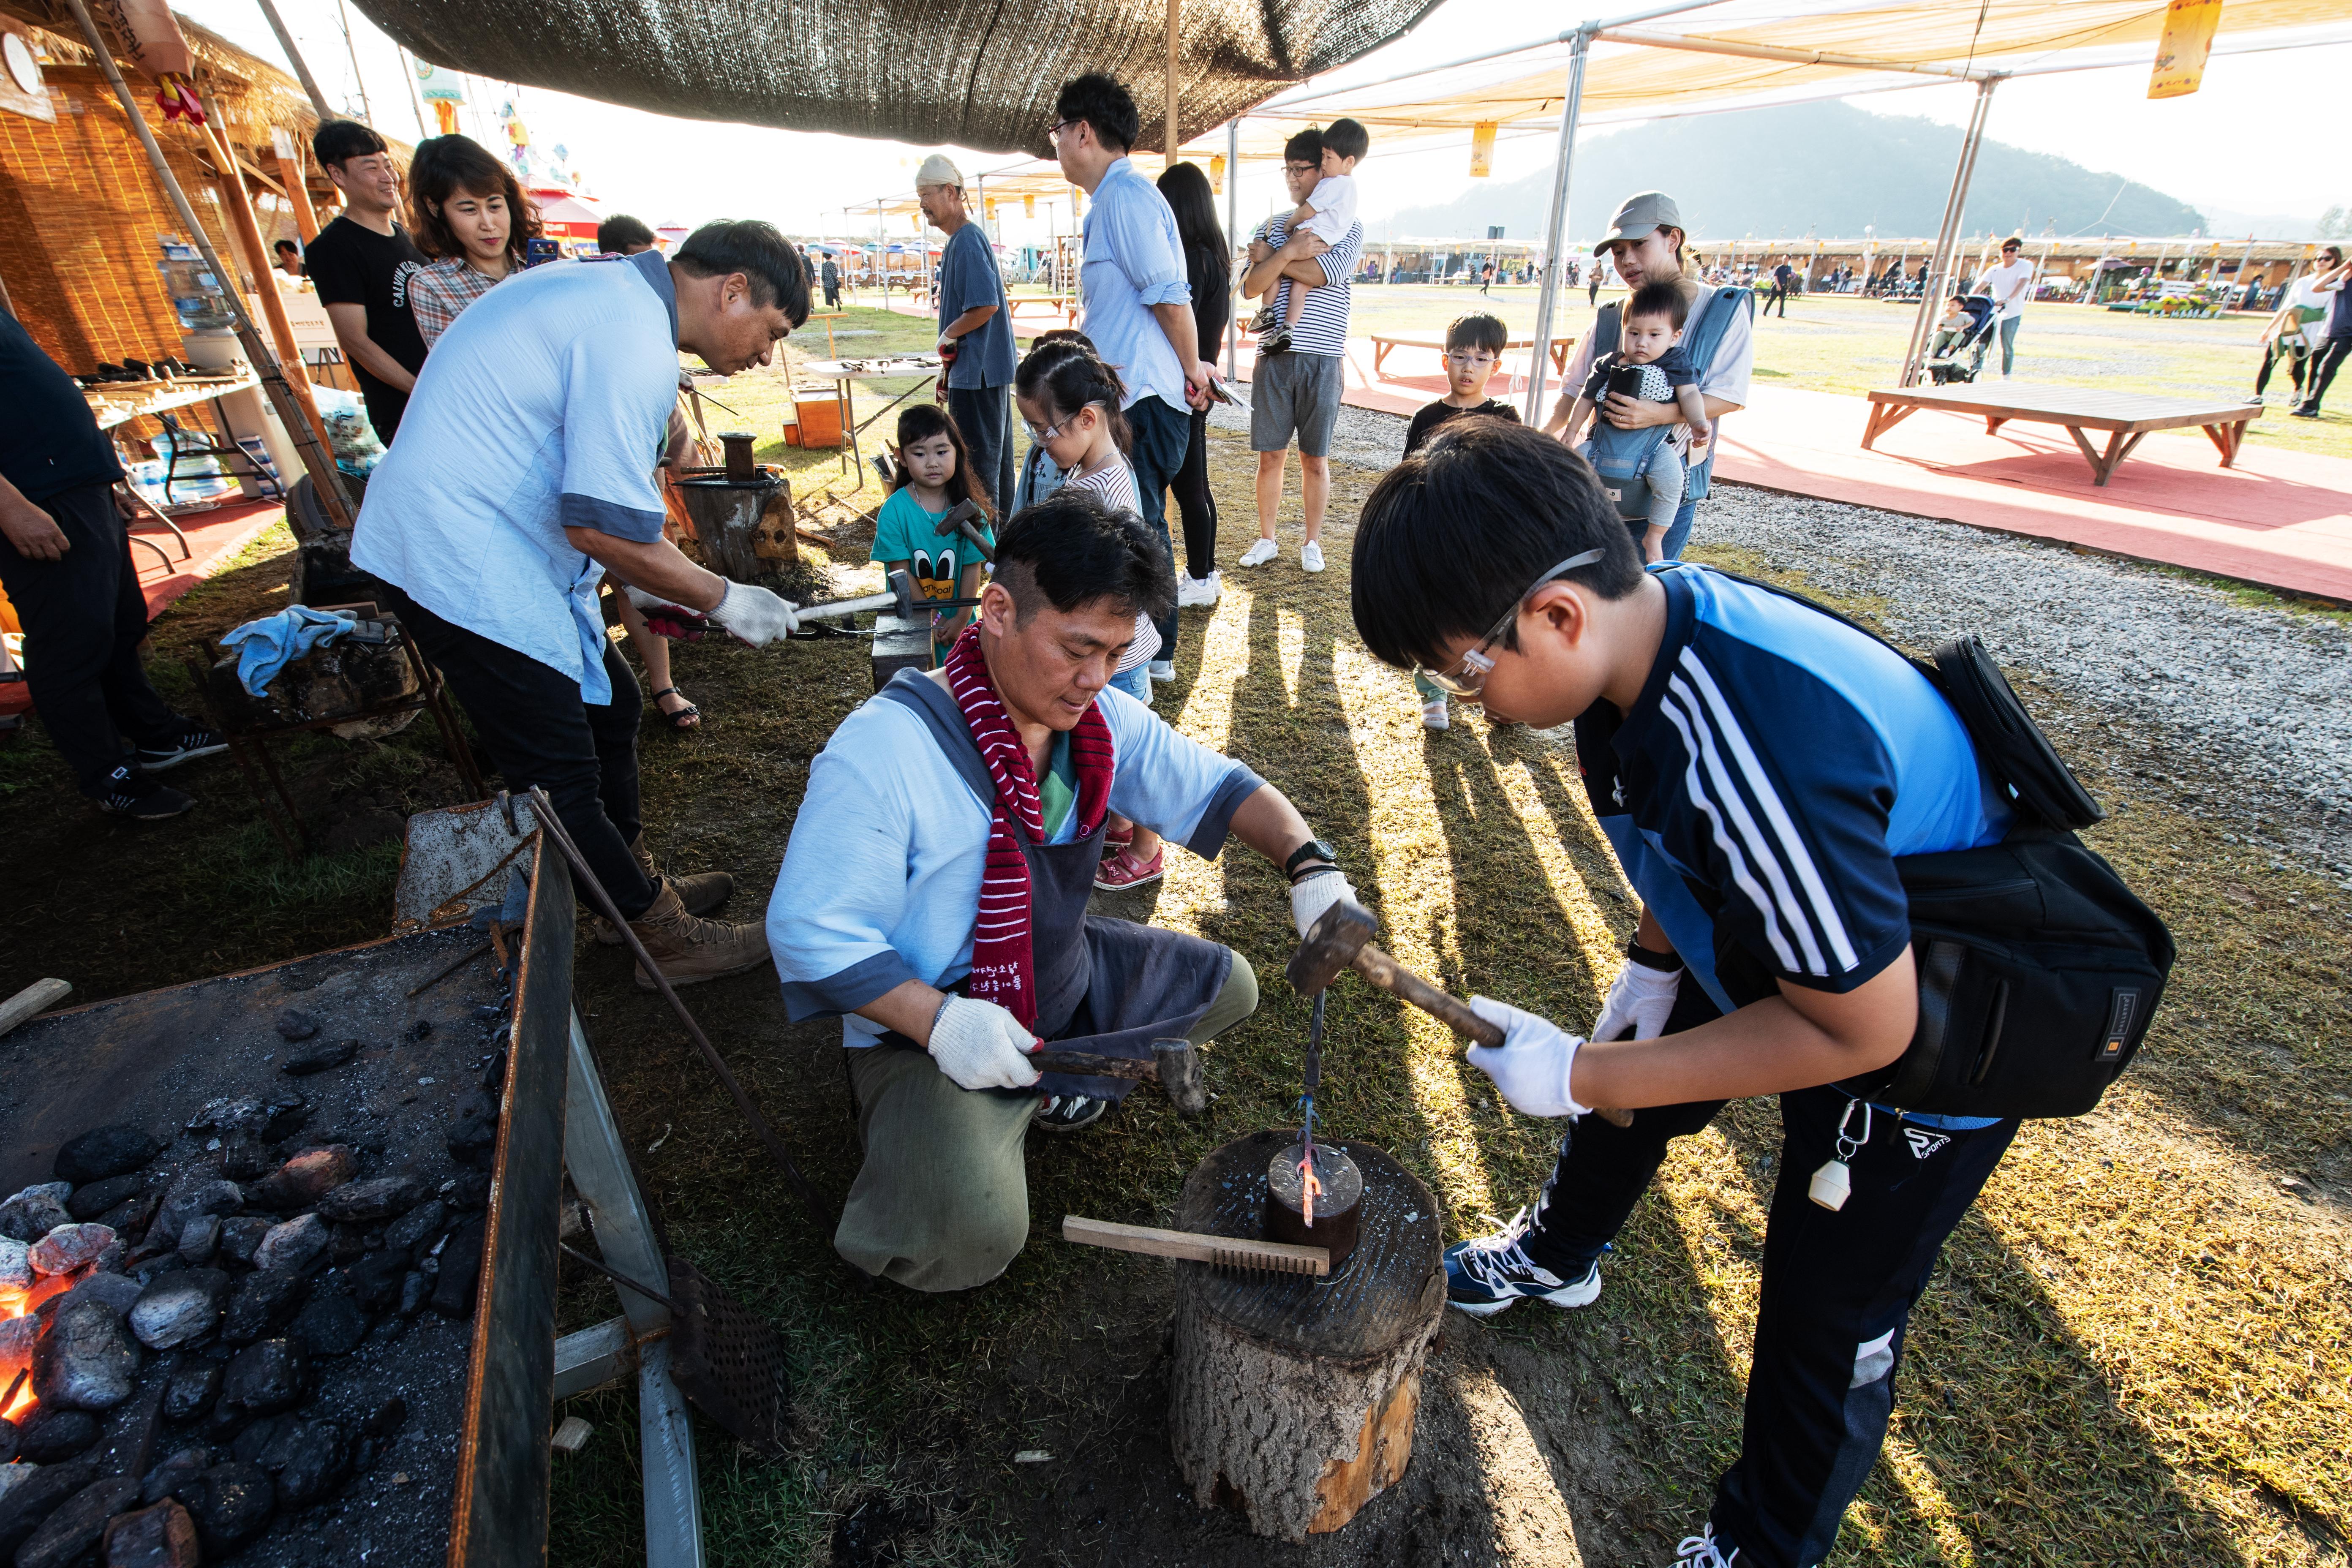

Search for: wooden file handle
xmin=1348 ymin=943 xmax=1637 ymax=1129
xmin=1062 ymin=1216 xmax=1329 ymax=1277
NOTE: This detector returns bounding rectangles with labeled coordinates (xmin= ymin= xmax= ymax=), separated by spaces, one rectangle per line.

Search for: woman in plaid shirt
xmin=405 ymin=135 xmax=540 ymax=347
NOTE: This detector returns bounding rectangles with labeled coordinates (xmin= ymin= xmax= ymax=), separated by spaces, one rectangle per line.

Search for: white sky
xmin=174 ymin=0 xmax=2348 ymax=246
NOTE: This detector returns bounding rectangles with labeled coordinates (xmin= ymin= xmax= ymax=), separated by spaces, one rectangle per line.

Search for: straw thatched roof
xmin=349 ymin=0 xmax=1442 ymax=155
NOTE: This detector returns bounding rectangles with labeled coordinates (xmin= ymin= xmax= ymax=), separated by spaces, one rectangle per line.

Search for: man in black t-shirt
xmin=303 ymin=119 xmax=427 ymax=443
xmin=0 ymin=310 xmax=222 ymax=818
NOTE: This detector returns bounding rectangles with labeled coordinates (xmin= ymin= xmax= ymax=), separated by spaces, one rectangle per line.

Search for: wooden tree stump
xmin=1168 ymin=1131 xmax=1444 ymax=1541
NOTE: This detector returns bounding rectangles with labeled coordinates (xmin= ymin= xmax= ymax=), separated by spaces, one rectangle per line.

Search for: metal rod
xmin=523 ymin=789 xmax=832 ymax=1239
xmin=1225 ymin=117 xmax=1240 ymax=379
xmin=1898 ymin=76 xmax=1999 ymax=386
xmin=333 ymin=0 xmax=372 ymax=120
xmin=407 ymin=937 xmax=493 ymax=998
xmin=560 ymin=1242 xmax=679 ymax=1313
xmin=1165 ymin=0 xmax=1181 ymax=163
xmin=253 ymin=0 xmax=334 ymax=121
xmin=1597 ymin=25 xmax=1991 ymax=80
xmin=1522 ymin=28 xmax=1592 ymax=423
xmin=61 ymin=0 xmax=353 ymax=530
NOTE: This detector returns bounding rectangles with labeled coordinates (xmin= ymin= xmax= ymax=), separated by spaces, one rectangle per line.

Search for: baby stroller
xmin=1928 ymin=294 xmax=1998 ymax=384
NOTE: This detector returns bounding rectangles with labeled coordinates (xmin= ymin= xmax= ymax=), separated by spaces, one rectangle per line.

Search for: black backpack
xmin=1697 ymin=569 xmax=2175 ymax=1120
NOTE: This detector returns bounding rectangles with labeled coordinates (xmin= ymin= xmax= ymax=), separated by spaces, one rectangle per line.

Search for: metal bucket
xmin=675 ymin=466 xmax=794 ymax=581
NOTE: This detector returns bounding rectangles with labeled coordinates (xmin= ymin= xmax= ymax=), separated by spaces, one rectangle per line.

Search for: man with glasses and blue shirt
xmin=1049 ymin=73 xmax=1217 ymax=681
xmin=1350 ymin=418 xmax=2022 ymax=1568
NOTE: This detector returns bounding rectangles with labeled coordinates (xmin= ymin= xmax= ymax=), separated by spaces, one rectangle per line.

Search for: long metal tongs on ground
xmin=525 ymin=787 xmax=831 ymax=1238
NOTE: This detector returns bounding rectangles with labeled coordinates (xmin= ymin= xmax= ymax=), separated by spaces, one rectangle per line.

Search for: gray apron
xmin=876 ymin=672 xmax=1232 ymax=1101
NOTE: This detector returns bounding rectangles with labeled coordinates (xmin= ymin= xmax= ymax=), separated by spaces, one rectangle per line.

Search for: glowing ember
xmin=1298 ymin=1149 xmax=1323 ymax=1229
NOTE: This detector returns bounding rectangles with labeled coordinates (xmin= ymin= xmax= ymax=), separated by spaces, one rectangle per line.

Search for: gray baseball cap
xmin=1594 ymin=191 xmax=1682 ymax=254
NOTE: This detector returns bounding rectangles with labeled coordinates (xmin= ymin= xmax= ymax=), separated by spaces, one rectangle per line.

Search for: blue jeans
xmin=1112 ymin=663 xmax=1153 ymax=704
xmin=1127 ymin=396 xmax=1192 ymax=665
xmin=1628 ymin=497 xmax=1698 ymax=562
xmin=1998 ymin=314 xmax=2022 ymax=376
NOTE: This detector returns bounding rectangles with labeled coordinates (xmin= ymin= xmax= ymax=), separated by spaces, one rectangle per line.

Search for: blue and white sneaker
xmin=1672 ymin=1522 xmax=1740 ymax=1565
xmin=1442 ymin=1209 xmax=1603 ymax=1316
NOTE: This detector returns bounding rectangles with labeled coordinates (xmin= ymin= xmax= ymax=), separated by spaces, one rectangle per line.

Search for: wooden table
xmin=797 ymin=354 xmax=945 ymax=479
xmin=1368 ymin=333 xmax=1573 ymax=380
xmin=1861 ymin=383 xmax=2264 ymax=486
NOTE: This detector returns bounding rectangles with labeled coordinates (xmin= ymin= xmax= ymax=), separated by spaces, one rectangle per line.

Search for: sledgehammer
xmin=794 ymin=566 xmax=983 ymax=626
xmin=1287 ymin=901 xmax=1634 ymax=1127
xmin=1028 ymin=1036 xmax=1209 ymax=1115
xmin=931 ymin=497 xmax=995 ymax=563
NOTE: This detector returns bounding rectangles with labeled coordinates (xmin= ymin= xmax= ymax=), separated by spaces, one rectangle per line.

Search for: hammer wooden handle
xmin=1350 ymin=944 xmax=1636 ymax=1129
xmin=1062 ymin=1216 xmax=1329 ymax=1276
xmin=1029 ymin=1050 xmax=1155 ymax=1081
xmin=0 ymin=978 xmax=71 ymax=1040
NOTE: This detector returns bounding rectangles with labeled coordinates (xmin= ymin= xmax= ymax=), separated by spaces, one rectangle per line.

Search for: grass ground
xmin=2 ymin=310 xmax=2345 ymax=1565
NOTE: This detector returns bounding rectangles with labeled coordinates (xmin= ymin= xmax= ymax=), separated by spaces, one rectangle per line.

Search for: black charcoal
xmin=99 ymin=1497 xmax=202 ymax=1568
xmin=154 ymin=1177 xmax=242 ymax=1245
xmin=175 ymin=1462 xmax=276 ymax=1554
xmin=65 ymin=1269 xmax=142 ymax=1317
xmin=0 ymin=1188 xmax=72 ymax=1243
xmin=272 ymin=1009 xmax=319 ymax=1041
xmin=220 ymin=1266 xmax=308 ymax=1342
xmin=251 ymin=1213 xmax=330 ymax=1273
xmin=383 ymin=1199 xmax=446 ymax=1258
xmin=54 ymin=1126 xmax=161 ymax=1186
xmin=131 ymin=1268 xmax=230 ymax=1349
xmin=28 ymin=1222 xmax=115 ymax=1274
xmin=220 ymin=1137 xmax=274 ymax=1182
xmin=360 ymin=1395 xmax=406 ymax=1438
xmin=17 ymin=1407 xmax=102 ymax=1462
xmin=282 ymin=1037 xmax=359 ymax=1075
xmin=0 ymin=1461 xmax=97 ymax=1560
xmin=66 ymin=1175 xmax=144 ymax=1222
xmin=217 ymin=1215 xmax=271 ymax=1265
xmin=316 ymin=1174 xmax=427 ymax=1223
xmin=398 ymin=1271 xmax=430 ymax=1316
xmin=142 ymin=1447 xmax=214 ymax=1505
xmin=32 ymin=1296 xmax=138 ymax=1410
xmin=12 ymin=1474 xmax=140 ymax=1568
xmin=291 ymin=1285 xmax=368 ymax=1358
xmin=259 ymin=1417 xmax=349 ymax=1508
xmin=431 ymin=1218 xmax=486 ymax=1318
xmin=219 ymin=1338 xmax=308 ymax=1416
xmin=162 ymin=1358 xmax=223 ymax=1422
xmin=347 ymin=1251 xmax=409 ymax=1314
xmin=175 ymin=1211 xmax=220 ymax=1264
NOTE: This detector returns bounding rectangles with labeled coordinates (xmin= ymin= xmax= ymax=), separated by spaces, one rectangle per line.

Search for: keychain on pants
xmin=1809 ymin=1099 xmax=1873 ymax=1211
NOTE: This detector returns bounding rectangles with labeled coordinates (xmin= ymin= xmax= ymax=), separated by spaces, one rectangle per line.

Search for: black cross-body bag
xmin=1695 ymin=569 xmax=2175 ymax=1119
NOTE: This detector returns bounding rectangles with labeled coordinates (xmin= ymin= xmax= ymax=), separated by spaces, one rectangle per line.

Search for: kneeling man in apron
xmin=766 ymin=489 xmax=1357 ymax=1291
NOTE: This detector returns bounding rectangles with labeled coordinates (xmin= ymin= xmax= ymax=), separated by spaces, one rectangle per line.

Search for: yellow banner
xmin=2148 ymin=0 xmax=2223 ymax=99
xmin=1209 ymin=155 xmax=1226 ymax=195
xmin=1470 ymin=122 xmax=1498 ymax=179
xmin=1024 ymin=194 xmax=1036 ymax=218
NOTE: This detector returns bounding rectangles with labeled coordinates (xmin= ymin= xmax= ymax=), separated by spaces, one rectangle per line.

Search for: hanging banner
xmin=1209 ymin=155 xmax=1225 ymax=195
xmin=414 ymin=60 xmax=468 ymax=102
xmin=89 ymin=0 xmax=193 ymax=81
xmin=1469 ymin=121 xmax=1497 ymax=179
xmin=2148 ymin=0 xmax=2222 ymax=99
xmin=1024 ymin=193 xmax=1036 ymax=218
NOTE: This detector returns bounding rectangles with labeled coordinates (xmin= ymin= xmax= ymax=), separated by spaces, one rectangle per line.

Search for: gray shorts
xmin=1250 ymin=351 xmax=1344 ymax=457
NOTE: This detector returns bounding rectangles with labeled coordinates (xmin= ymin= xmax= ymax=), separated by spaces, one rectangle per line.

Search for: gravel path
xmin=1213 ymin=395 xmax=2352 ymax=878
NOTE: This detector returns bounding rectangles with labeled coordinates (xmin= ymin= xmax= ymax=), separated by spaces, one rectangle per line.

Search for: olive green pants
xmin=835 ymin=949 xmax=1259 ymax=1292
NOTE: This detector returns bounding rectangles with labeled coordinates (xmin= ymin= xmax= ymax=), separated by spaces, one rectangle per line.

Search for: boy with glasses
xmin=1400 ymin=312 xmax=1519 ymax=730
xmin=1351 ymin=418 xmax=2020 ymax=1568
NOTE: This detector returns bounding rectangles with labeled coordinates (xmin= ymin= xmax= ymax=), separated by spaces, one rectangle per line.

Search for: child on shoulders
xmin=1556 ymin=280 xmax=1710 ymax=565
xmin=1402 ymin=312 xmax=1522 ymax=730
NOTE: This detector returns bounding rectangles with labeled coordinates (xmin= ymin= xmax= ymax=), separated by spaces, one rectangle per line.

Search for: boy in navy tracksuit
xmin=1350 ymin=418 xmax=2020 ymax=1568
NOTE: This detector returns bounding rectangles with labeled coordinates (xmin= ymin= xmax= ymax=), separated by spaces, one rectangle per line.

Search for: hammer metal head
xmin=934 ymin=498 xmax=996 ymax=563
xmin=1151 ymin=1037 xmax=1208 ymax=1116
xmin=885 ymin=567 xmax=919 ymax=620
xmin=1286 ymin=900 xmax=1378 ymax=996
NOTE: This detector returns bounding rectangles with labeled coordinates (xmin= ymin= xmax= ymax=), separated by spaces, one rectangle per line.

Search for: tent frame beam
xmin=1897 ymin=74 xmax=2001 ymax=386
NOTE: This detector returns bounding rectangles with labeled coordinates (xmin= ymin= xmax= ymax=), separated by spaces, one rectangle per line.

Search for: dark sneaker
xmin=1031 ymin=1093 xmax=1109 ymax=1132
xmin=134 ymin=728 xmax=228 ymax=771
xmin=89 ymin=765 xmax=196 ymax=820
xmin=1256 ymin=324 xmax=1293 ymax=356
xmin=1246 ymin=304 xmax=1279 ymax=334
xmin=1442 ymin=1209 xmax=1603 ymax=1317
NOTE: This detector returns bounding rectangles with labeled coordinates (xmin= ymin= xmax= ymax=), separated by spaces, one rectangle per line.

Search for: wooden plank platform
xmin=1862 ymin=383 xmax=2263 ymax=487
xmin=1369 ymin=332 xmax=1572 ymax=380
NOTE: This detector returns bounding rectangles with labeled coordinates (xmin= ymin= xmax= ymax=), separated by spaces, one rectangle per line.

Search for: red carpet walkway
xmin=0 ymin=498 xmax=283 ymax=720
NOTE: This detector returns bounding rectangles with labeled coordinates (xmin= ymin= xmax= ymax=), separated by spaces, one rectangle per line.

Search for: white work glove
xmin=1465 ymin=996 xmax=1592 ymax=1120
xmin=1591 ymin=957 xmax=1682 ymax=1043
xmin=706 ymin=580 xmax=800 ymax=647
xmin=926 ymin=996 xmax=1043 ymax=1092
xmin=1290 ymin=868 xmax=1358 ymax=939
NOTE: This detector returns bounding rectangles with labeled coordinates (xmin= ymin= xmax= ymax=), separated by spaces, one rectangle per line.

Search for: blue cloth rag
xmin=218 ymin=607 xmax=358 ymax=697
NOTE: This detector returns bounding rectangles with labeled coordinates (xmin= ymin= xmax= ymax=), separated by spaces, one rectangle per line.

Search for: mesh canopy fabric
xmin=349 ymin=0 xmax=1443 ymax=156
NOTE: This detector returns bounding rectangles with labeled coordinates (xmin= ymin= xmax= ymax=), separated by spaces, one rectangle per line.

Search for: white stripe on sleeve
xmin=1656 ymin=686 xmax=1802 ymax=974
xmin=1666 ymin=675 xmax=1827 ymax=975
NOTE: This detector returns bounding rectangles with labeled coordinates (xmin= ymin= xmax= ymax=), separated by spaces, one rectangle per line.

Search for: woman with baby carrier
xmin=1542 ymin=191 xmax=1755 ymax=561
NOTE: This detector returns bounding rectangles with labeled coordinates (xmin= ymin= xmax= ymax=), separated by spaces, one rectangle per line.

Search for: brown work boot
xmin=626 ymin=882 xmax=770 ymax=990
xmin=596 ymin=834 xmax=732 ymax=944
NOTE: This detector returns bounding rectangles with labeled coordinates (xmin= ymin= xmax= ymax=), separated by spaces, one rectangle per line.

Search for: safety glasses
xmin=1413 ymin=550 xmax=1606 ymax=699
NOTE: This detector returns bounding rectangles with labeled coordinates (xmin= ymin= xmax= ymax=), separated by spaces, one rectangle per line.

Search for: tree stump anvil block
xmin=1168 ymin=1131 xmax=1444 ymax=1541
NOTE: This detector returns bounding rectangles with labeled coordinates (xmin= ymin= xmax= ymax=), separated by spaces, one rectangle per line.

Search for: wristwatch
xmin=1282 ymin=838 xmax=1339 ymax=881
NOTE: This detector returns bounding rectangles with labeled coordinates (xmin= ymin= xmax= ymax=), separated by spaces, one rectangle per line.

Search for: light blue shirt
xmin=351 ymin=251 xmax=678 ymax=704
xmin=766 ymin=673 xmax=1263 ymax=1046
xmin=1079 ymin=157 xmax=1192 ymax=415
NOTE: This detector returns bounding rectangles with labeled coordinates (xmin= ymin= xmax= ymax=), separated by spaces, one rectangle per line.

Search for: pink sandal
xmin=1094 ymin=846 xmax=1164 ymax=890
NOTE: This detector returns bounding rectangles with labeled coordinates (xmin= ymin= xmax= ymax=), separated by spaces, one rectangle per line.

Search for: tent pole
xmin=1899 ymin=74 xmax=1998 ymax=387
xmin=1522 ymin=26 xmax=1592 ymax=424
xmin=200 ymin=89 xmax=333 ymax=460
xmin=62 ymin=0 xmax=352 ymax=528
xmin=252 ymin=0 xmax=335 ymax=122
xmin=333 ymin=0 xmax=372 ymax=121
xmin=1165 ymin=0 xmax=1181 ymax=167
xmin=397 ymin=44 xmax=430 ymax=139
xmin=1225 ymin=117 xmax=1239 ymax=379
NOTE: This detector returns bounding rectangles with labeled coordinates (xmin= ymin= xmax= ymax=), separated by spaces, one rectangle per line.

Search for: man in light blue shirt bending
xmin=354 ymin=221 xmax=809 ymax=988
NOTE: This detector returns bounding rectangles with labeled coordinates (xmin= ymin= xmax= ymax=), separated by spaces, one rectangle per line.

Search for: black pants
xmin=946 ymin=383 xmax=1014 ymax=525
xmin=1767 ymin=284 xmax=1789 ymax=317
xmin=2307 ymin=336 xmax=2351 ymax=410
xmin=1516 ymin=987 xmax=2017 ymax=1568
xmin=1171 ymin=403 xmax=1218 ymax=580
xmin=1127 ymin=396 xmax=1193 ymax=665
xmin=0 ymin=481 xmax=187 ymax=792
xmin=382 ymin=585 xmax=657 ymax=919
xmin=2255 ymin=340 xmax=2305 ymax=397
xmin=823 ymin=282 xmax=840 ymax=309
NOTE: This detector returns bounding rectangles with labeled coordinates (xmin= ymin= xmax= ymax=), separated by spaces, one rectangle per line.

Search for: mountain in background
xmin=1376 ymin=101 xmax=2205 ymax=243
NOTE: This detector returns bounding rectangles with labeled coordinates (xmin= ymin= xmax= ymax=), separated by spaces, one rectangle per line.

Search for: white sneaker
xmin=1671 ymin=1523 xmax=1740 ymax=1566
xmin=1236 ymin=537 xmax=1278 ymax=568
xmin=1148 ymin=660 xmax=1174 ymax=682
xmin=1421 ymin=697 xmax=1450 ymax=730
xmin=1300 ymin=541 xmax=1325 ymax=573
xmin=1176 ymin=570 xmax=1222 ymax=608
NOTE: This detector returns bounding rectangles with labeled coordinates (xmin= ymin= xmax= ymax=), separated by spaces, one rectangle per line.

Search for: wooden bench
xmin=1862 ymin=383 xmax=2264 ymax=487
xmin=1367 ymin=333 xmax=1573 ymax=381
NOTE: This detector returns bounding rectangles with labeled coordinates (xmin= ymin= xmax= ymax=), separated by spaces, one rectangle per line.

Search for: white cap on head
xmin=915 ymin=153 xmax=964 ymax=191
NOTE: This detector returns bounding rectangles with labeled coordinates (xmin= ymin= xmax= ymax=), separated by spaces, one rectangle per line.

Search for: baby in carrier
xmin=1558 ymin=280 xmax=1711 ymax=562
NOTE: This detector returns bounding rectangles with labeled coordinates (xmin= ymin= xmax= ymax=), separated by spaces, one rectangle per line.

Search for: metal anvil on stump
xmin=1168 ymin=1131 xmax=1444 ymax=1541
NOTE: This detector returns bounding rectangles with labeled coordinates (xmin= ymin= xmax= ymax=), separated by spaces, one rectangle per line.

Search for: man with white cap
xmin=918 ymin=155 xmax=1018 ymax=514
xmin=1542 ymin=191 xmax=1754 ymax=562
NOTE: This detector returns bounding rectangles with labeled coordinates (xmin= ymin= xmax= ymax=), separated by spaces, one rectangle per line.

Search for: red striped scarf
xmin=943 ymin=625 xmax=1116 ymax=1027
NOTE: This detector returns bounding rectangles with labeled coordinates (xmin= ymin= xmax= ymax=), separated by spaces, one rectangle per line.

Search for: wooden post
xmin=60 ymin=0 xmax=352 ymax=528
xmin=201 ymin=95 xmax=335 ymax=461
xmin=1165 ymin=0 xmax=1181 ymax=167
xmin=1167 ymin=1132 xmax=1443 ymax=1541
xmin=253 ymin=0 xmax=334 ymax=120
xmin=276 ymin=134 xmax=320 ymax=242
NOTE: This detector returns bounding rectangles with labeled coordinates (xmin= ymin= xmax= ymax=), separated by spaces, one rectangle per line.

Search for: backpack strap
xmin=1678 ymin=285 xmax=1751 ymax=501
xmin=1589 ymin=301 xmax=1622 ymax=363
